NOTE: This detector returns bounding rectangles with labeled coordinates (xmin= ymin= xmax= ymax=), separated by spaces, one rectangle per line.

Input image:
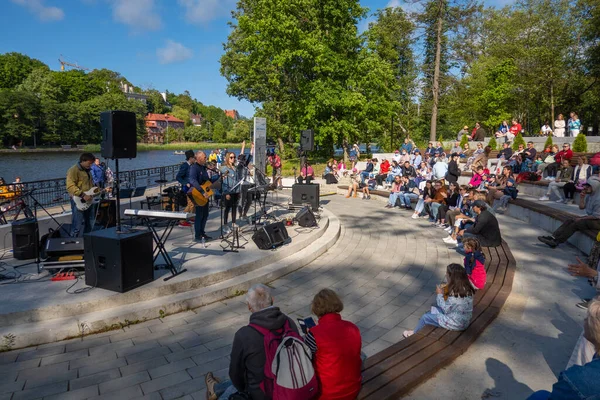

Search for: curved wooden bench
xmin=359 ymin=241 xmax=516 ymax=399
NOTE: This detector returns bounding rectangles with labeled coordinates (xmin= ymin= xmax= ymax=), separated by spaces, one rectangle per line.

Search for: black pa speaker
xmin=292 ymin=183 xmax=320 ymax=211
xmin=11 ymin=218 xmax=39 ymax=260
xmin=252 ymin=221 xmax=290 ymax=250
xmin=296 ymin=207 xmax=317 ymax=228
xmin=84 ymin=227 xmax=153 ymax=293
xmin=300 ymin=129 xmax=314 ymax=151
xmin=100 ymin=110 xmax=137 ymax=159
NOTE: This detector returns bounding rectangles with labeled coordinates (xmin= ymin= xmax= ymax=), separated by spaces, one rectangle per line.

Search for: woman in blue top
xmin=219 ymin=152 xmax=240 ymax=231
xmin=569 ymin=113 xmax=582 ymax=137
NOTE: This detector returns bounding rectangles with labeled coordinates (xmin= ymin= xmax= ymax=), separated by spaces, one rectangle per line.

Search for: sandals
xmin=205 ymin=372 xmax=221 ymax=400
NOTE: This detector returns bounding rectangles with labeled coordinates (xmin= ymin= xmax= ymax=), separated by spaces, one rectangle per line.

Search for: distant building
xmin=224 ymin=109 xmax=239 ymax=120
xmin=190 ymin=114 xmax=203 ymax=127
xmin=144 ymin=113 xmax=185 ymax=143
xmin=120 ymin=82 xmax=148 ymax=104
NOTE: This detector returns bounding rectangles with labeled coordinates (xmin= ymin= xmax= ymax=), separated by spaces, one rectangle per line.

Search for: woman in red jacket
xmin=305 ymin=289 xmax=362 ymax=400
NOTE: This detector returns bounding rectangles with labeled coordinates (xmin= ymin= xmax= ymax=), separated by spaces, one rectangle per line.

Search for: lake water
xmin=0 ymin=149 xmax=239 ymax=183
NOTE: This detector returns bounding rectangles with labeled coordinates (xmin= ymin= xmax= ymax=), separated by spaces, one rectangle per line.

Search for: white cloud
xmin=110 ymin=0 xmax=162 ymax=31
xmin=10 ymin=0 xmax=64 ymax=21
xmin=386 ymin=0 xmax=402 ymax=8
xmin=178 ymin=0 xmax=235 ymax=25
xmin=156 ymin=40 xmax=194 ymax=64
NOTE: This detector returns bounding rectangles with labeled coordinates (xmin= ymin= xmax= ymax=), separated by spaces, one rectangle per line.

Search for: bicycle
xmin=0 ymin=194 xmax=34 ymax=225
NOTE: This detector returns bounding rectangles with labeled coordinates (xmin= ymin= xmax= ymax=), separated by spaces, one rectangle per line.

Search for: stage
xmin=0 ymin=191 xmax=341 ymax=349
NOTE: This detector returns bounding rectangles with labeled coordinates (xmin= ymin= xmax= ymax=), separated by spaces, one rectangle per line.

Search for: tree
xmin=573 ymin=133 xmax=588 ymax=152
xmin=212 ymin=121 xmax=226 ymax=143
xmin=512 ymin=132 xmax=526 ymax=150
xmin=0 ymin=89 xmax=41 ymax=145
xmin=459 ymin=133 xmax=469 ymax=148
xmin=487 ymin=135 xmax=498 ymax=151
xmin=0 ymin=52 xmax=47 ymax=89
xmin=543 ymin=135 xmax=553 ymax=149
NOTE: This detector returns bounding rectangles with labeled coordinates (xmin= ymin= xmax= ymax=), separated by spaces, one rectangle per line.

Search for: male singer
xmin=189 ymin=151 xmax=219 ymax=241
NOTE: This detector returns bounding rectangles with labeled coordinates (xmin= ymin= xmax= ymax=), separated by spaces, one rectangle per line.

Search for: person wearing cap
xmin=539 ymin=176 xmax=600 ymax=248
xmin=446 ymin=153 xmax=461 ymax=184
xmin=412 ymin=150 xmax=422 ymax=168
xmin=458 ymin=199 xmax=502 ymax=247
xmin=457 ymin=125 xmax=469 ymax=141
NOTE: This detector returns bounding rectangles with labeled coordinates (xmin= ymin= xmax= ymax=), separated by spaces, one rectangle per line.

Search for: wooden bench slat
xmin=427 ymin=303 xmax=489 ymax=345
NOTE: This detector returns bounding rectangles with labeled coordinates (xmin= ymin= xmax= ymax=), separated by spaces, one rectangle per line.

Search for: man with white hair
xmin=539 ymin=176 xmax=600 ymax=248
xmin=204 ymin=284 xmax=299 ymax=400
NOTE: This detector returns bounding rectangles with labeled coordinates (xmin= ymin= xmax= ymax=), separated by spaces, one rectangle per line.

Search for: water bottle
xmin=201 ymin=237 xmax=206 ymax=248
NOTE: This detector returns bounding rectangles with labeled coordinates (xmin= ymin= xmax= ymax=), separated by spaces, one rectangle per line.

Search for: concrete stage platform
xmin=0 ymin=192 xmax=341 ymax=349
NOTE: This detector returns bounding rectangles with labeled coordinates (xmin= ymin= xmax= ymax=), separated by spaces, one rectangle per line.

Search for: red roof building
xmin=144 ymin=113 xmax=185 ymax=143
xmin=224 ymin=109 xmax=239 ymax=120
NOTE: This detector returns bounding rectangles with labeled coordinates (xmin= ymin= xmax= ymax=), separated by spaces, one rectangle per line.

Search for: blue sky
xmin=1 ymin=0 xmax=512 ymax=118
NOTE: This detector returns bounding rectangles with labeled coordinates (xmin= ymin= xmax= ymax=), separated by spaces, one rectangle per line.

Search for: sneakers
xmin=443 ymin=236 xmax=458 ymax=245
xmin=385 ymin=204 xmax=392 ymax=208
xmin=556 ymin=198 xmax=566 ymax=203
xmin=411 ymin=214 xmax=419 ymax=219
xmin=539 ymin=196 xmax=550 ymax=201
xmin=538 ymin=236 xmax=558 ymax=248
xmin=404 ymin=205 xmax=412 ymax=210
xmin=403 ymin=330 xmax=414 ymax=338
xmin=444 ymin=226 xmax=453 ymax=233
xmin=205 ymin=372 xmax=221 ymax=400
xmin=562 ymin=199 xmax=569 ymax=204
xmin=577 ymin=299 xmax=592 ymax=310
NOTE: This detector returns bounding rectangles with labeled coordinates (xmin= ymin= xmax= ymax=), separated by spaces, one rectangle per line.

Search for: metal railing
xmin=0 ymin=164 xmax=180 ymax=217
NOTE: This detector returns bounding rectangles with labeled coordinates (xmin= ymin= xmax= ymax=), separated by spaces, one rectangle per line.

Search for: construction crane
xmin=58 ymin=55 xmax=90 ymax=71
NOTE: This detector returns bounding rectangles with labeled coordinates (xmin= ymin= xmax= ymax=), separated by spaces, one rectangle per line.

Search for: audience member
xmin=298 ymin=161 xmax=315 ymax=184
xmin=305 ymin=289 xmax=362 ymax=400
xmin=450 ymin=141 xmax=462 ymax=155
xmin=546 ymin=143 xmax=573 ymax=179
xmin=553 ymin=114 xmax=566 ymax=137
xmin=386 ymin=175 xmax=402 ymax=208
xmin=462 ymin=238 xmax=487 ymax=290
xmin=471 ymin=122 xmax=486 ymax=141
xmin=403 ymin=263 xmax=474 ymax=338
xmin=563 ymin=156 xmax=592 ymax=203
xmin=446 ymin=153 xmax=461 ymax=184
xmin=398 ymin=175 xmax=419 ymax=210
xmin=375 ymin=158 xmax=390 ymax=188
xmin=412 ymin=180 xmax=436 ymax=219
xmin=457 ymin=125 xmax=469 ymax=141
xmin=464 ymin=143 xmax=484 ymax=171
xmin=360 ymin=159 xmax=374 ymax=184
xmin=401 ymin=138 xmax=413 ymax=154
xmin=539 ymin=159 xmax=573 ymax=202
xmin=536 ymin=145 xmax=558 ymax=177
xmin=459 ymin=200 xmax=502 ymax=247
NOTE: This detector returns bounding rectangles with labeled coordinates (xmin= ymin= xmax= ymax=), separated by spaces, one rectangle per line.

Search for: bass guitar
xmin=72 ymin=187 xmax=106 ymax=211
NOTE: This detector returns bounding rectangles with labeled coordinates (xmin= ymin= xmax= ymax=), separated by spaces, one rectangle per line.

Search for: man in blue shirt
xmin=189 ymin=151 xmax=219 ymax=241
xmin=176 ymin=150 xmax=196 ymax=194
xmin=91 ymin=158 xmax=105 ymax=188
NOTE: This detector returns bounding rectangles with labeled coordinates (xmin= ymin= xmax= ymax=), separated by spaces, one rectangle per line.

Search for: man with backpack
xmin=205 ymin=284 xmax=318 ymax=400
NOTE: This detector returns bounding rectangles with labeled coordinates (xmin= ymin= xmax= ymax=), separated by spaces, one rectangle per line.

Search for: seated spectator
xmin=506 ymin=143 xmax=526 ymax=173
xmin=464 ymin=143 xmax=484 ymax=171
xmin=386 ymin=160 xmax=403 ymax=186
xmin=399 ymin=149 xmax=411 ymax=165
xmin=546 ymin=143 xmax=574 ymax=179
xmin=412 ymin=180 xmax=436 ymax=219
xmin=443 ymin=188 xmax=475 ymax=245
xmin=508 ymin=119 xmax=521 ymax=142
xmin=539 ymin=159 xmax=573 ymax=202
xmin=461 ymin=143 xmax=472 ymax=158
xmin=403 ymin=263 xmax=474 ymax=338
xmin=563 ymin=156 xmax=592 ymax=203
xmin=527 ymin=298 xmax=600 ymax=400
xmin=450 ymin=141 xmax=462 ymax=155
xmin=412 ymin=150 xmax=422 ymax=167
xmin=457 ymin=125 xmax=469 ymax=141
xmin=539 ymin=177 xmax=600 ymax=249
xmin=385 ymin=175 xmax=402 ymax=208
xmin=415 ymin=161 xmax=430 ymax=188
xmin=487 ymin=142 xmax=513 ymax=174
xmin=305 ymin=289 xmax=362 ymax=400
xmin=424 ymin=180 xmax=447 ymax=222
xmin=540 ymin=121 xmax=553 ymax=136
xmin=459 ymin=199 xmax=502 ymax=247
xmin=471 ymin=146 xmax=492 ymax=172
xmin=337 ymin=160 xmax=348 ymax=177
xmin=435 ymin=141 xmax=444 ymax=155
xmin=446 ymin=153 xmax=461 ymax=184
xmin=425 ymin=142 xmax=435 ymax=156
xmin=298 ymin=161 xmax=315 ymax=184
xmin=435 ymin=181 xmax=459 ymax=227
xmin=375 ymin=158 xmax=390 ymax=188
xmin=568 ymin=237 xmax=600 ymax=311
xmin=521 ymin=141 xmax=537 ymax=171
xmin=398 ymin=175 xmax=419 ymax=210
xmin=401 ymin=137 xmax=413 ymax=154
xmin=360 ymin=159 xmax=374 ymax=184
xmin=486 ymin=166 xmax=513 ymax=205
xmin=492 ymin=177 xmax=517 ymax=212
xmin=432 ymin=157 xmax=448 ymax=181
xmin=471 ymin=122 xmax=486 ymax=141
xmin=392 ymin=149 xmax=401 ymax=163
xmin=495 ymin=120 xmax=510 ymax=141
xmin=462 ymin=238 xmax=487 ymax=290
xmin=535 ymin=144 xmax=558 ymax=177
xmin=323 ymin=161 xmax=338 ymax=184
xmin=402 ymin=160 xmax=417 ymax=179
xmin=204 ymin=284 xmax=300 ymax=400
xmin=468 ymin=166 xmax=485 ymax=188
xmin=345 ymin=174 xmax=361 ymax=198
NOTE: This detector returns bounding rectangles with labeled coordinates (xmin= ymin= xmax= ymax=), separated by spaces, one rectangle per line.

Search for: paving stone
xmin=0 ymin=379 xmax=25 ymax=394
xmin=165 ymin=344 xmax=209 ymax=363
xmin=125 ymin=346 xmax=171 ymax=365
xmin=18 ymin=361 xmax=70 ymax=384
xmin=24 ymin=369 xmax=78 ymax=390
xmin=190 ymin=345 xmax=231 ymax=366
xmin=69 ymin=352 xmax=118 ymax=370
xmin=131 ymin=393 xmax=163 ymax=400
xmin=109 ymin=327 xmax=152 ymax=343
xmin=159 ymin=378 xmax=206 ymax=400
xmin=41 ymin=349 xmax=89 ymax=366
xmin=65 ymin=337 xmax=111 ymax=353
xmin=98 ymin=371 xmax=150 ymax=394
xmin=0 ymin=370 xmax=18 ymax=386
xmin=45 ymin=384 xmax=99 ymax=400
xmin=120 ymin=356 xmax=169 ymax=377
xmin=140 ymin=370 xmax=191 ymax=394
xmin=190 ymin=388 xmax=208 ymax=400
xmin=187 ymin=357 xmax=229 ymax=379
xmin=16 ymin=345 xmax=65 ymax=362
xmin=116 ymin=341 xmax=162 ymax=358
xmin=70 ymin=368 xmax=121 ymax=390
xmin=148 ymin=358 xmax=196 ymax=379
xmin=0 ymin=359 xmax=40 ymax=376
xmin=0 ymin=352 xmax=18 ymax=365
xmin=89 ymin=384 xmax=143 ymax=400
xmin=89 ymin=340 xmax=134 ymax=357
xmin=13 ymin=381 xmax=68 ymax=400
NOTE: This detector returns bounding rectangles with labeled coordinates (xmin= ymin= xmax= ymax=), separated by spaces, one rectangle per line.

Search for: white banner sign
xmin=253 ymin=117 xmax=267 ymax=177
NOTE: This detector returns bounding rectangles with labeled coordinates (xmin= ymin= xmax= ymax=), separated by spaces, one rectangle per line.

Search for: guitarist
xmin=189 ymin=151 xmax=219 ymax=242
xmin=66 ymin=153 xmax=96 ymax=237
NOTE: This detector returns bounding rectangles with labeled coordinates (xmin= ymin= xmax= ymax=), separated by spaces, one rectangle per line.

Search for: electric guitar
xmin=188 ymin=181 xmax=215 ymax=207
xmin=72 ymin=187 xmax=106 ymax=211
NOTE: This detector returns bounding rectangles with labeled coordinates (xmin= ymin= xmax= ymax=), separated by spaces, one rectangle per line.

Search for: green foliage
xmin=512 ymin=132 xmax=526 ymax=150
xmin=459 ymin=134 xmax=469 ymax=148
xmin=0 ymin=52 xmax=47 ymax=89
xmin=487 ymin=135 xmax=498 ymax=151
xmin=543 ymin=136 xmax=553 ymax=149
xmin=573 ymin=133 xmax=588 ymax=152
xmin=212 ymin=121 xmax=226 ymax=143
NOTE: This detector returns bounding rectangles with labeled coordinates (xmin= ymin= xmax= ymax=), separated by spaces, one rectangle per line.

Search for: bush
xmin=512 ymin=133 xmax=526 ymax=151
xmin=487 ymin=136 xmax=498 ymax=151
xmin=573 ymin=133 xmax=588 ymax=152
xmin=543 ymin=135 xmax=553 ymax=149
xmin=459 ymin=134 xmax=469 ymax=148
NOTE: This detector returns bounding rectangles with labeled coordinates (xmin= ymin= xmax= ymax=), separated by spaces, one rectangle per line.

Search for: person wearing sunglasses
xmin=545 ymin=143 xmax=573 ymax=180
xmin=220 ymin=152 xmax=241 ymax=234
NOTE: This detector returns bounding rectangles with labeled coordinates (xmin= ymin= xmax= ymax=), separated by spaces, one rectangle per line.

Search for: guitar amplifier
xmin=45 ymin=237 xmax=84 ymax=257
xmin=252 ymin=221 xmax=289 ymax=250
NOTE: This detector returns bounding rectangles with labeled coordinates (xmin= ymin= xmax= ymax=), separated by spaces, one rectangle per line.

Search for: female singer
xmin=220 ymin=152 xmax=240 ymax=233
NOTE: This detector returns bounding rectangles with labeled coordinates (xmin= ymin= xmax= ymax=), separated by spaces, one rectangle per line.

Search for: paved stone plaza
xmin=0 ymin=194 xmax=592 ymax=399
